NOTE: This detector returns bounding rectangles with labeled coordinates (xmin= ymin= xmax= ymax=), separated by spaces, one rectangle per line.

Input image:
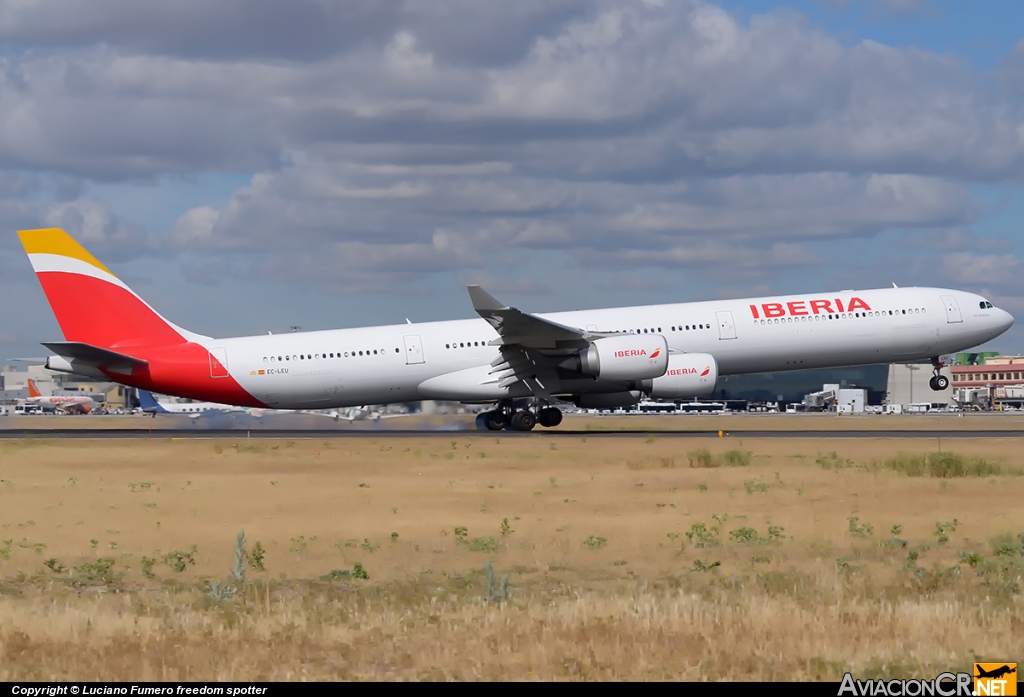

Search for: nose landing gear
xmin=928 ymin=357 xmax=950 ymax=391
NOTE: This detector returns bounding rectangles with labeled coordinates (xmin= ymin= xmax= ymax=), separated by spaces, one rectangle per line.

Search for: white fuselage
xmin=203 ymin=287 xmax=1012 ymax=409
xmin=150 ymin=400 xmax=243 ymax=415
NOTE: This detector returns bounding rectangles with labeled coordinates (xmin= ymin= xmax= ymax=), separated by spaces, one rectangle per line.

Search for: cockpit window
xmin=980 ymin=301 xmax=994 ymax=309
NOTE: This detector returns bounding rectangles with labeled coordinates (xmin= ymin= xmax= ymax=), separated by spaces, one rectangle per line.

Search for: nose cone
xmin=999 ymin=308 xmax=1015 ymax=332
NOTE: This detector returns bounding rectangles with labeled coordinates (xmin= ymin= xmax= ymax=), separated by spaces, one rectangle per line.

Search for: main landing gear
xmin=475 ymin=402 xmax=563 ymax=431
xmin=929 ymin=357 xmax=949 ymax=391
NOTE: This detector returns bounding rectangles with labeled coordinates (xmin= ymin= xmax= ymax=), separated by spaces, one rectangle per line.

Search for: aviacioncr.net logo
xmin=838 ymin=672 xmax=973 ymax=696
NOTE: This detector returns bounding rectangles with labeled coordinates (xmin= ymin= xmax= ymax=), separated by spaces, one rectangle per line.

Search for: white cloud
xmin=171 ymin=205 xmax=219 ymax=247
xmin=940 ymin=252 xmax=1022 ymax=286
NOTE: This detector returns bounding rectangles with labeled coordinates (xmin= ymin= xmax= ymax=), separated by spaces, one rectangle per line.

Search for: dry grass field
xmin=1 ymin=435 xmax=1022 ymax=680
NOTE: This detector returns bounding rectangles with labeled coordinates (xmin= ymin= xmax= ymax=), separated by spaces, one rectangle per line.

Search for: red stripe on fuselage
xmin=36 ymin=271 xmax=185 ymax=348
xmin=112 ymin=342 xmax=266 ymax=407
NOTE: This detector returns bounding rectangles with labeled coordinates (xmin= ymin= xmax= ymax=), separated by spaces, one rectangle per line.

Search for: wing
xmin=468 ymin=286 xmax=619 ymax=397
xmin=467 ymin=285 xmax=593 ymax=350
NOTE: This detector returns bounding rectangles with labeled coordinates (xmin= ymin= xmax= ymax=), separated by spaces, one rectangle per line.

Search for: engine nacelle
xmin=641 ymin=353 xmax=718 ymax=399
xmin=564 ymin=334 xmax=669 ymax=382
xmin=573 ymin=391 xmax=643 ymax=409
xmin=44 ymin=355 xmax=108 ymax=380
xmin=45 ymin=355 xmax=74 ymax=373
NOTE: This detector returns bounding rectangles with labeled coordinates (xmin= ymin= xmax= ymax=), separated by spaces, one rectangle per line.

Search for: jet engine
xmin=639 ymin=353 xmax=718 ymax=399
xmin=573 ymin=391 xmax=644 ymax=409
xmin=561 ymin=334 xmax=669 ymax=382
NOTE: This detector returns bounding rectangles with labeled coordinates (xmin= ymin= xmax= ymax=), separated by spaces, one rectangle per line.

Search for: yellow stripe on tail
xmin=17 ymin=228 xmax=113 ymax=275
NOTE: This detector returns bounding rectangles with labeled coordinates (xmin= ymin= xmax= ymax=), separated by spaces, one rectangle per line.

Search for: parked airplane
xmin=18 ymin=228 xmax=1014 ymax=431
xmin=138 ymin=389 xmax=250 ymax=418
xmin=139 ymin=388 xmax=381 ymax=422
xmin=25 ymin=378 xmax=96 ymax=414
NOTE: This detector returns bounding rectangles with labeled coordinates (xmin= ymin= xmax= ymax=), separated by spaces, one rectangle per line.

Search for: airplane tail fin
xmin=17 ymin=228 xmax=209 ymax=350
xmin=137 ymin=390 xmax=167 ymax=413
xmin=27 ymin=378 xmax=41 ymax=398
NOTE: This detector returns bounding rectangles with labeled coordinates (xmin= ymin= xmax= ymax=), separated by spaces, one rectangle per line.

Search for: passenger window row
xmin=754 ymin=308 xmax=926 ymax=326
xmin=601 ymin=325 xmax=711 ymax=334
xmin=447 ymin=326 xmax=714 ymax=344
xmin=263 ymin=348 xmax=400 ymax=362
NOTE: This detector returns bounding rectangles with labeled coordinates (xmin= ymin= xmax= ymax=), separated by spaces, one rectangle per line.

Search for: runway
xmin=0 ymin=428 xmax=1020 ymax=439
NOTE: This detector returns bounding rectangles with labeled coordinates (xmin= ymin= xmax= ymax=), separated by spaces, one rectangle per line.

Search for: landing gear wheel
xmin=928 ymin=357 xmax=948 ymax=392
xmin=538 ymin=407 xmax=563 ymax=428
xmin=509 ymin=410 xmax=537 ymax=431
xmin=484 ymin=411 xmax=508 ymax=431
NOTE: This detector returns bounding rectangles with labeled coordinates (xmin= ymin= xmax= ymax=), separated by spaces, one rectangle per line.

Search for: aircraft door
xmin=403 ymin=335 xmax=425 ymax=365
xmin=940 ymin=295 xmax=963 ymax=324
xmin=209 ymin=348 xmax=230 ymax=378
xmin=715 ymin=311 xmax=737 ymax=340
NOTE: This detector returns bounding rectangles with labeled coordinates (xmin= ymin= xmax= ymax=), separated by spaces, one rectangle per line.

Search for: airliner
xmin=25 ymin=378 xmax=96 ymax=414
xmin=138 ymin=389 xmax=250 ymax=417
xmin=17 ymin=228 xmax=1014 ymax=431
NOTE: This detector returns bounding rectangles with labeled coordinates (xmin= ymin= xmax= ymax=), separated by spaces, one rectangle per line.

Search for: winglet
xmin=467 ymin=285 xmax=509 ymax=312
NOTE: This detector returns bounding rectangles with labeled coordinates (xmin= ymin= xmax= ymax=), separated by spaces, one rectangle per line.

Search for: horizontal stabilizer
xmin=42 ymin=341 xmax=149 ymax=372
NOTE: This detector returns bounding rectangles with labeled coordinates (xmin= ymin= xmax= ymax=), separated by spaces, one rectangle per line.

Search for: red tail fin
xmin=18 ymin=229 xmax=207 ymax=349
xmin=27 ymin=378 xmax=41 ymax=398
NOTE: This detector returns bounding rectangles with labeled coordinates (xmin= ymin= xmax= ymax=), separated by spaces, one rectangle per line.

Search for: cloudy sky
xmin=1 ymin=0 xmax=1022 ymax=360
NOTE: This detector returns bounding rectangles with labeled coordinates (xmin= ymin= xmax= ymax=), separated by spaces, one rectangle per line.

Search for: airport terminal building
xmin=950 ymin=355 xmax=1024 ymax=387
